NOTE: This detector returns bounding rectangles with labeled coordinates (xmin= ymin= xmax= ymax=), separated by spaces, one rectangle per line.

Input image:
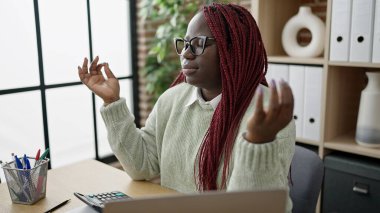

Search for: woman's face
xmin=180 ymin=12 xmax=221 ymax=93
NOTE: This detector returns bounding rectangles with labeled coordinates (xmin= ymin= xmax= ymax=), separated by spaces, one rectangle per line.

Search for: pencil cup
xmin=1 ymin=157 xmax=49 ymax=205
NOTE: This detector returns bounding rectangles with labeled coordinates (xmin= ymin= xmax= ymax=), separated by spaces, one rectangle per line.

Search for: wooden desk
xmin=0 ymin=160 xmax=177 ymax=213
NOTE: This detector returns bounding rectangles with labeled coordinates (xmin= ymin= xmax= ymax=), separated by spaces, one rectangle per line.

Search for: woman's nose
xmin=182 ymin=45 xmax=195 ymax=59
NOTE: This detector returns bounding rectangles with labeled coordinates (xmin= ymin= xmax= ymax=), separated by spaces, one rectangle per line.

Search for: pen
xmin=23 ymin=154 xmax=31 ymax=170
xmin=22 ymin=154 xmax=36 ymax=197
xmin=34 ymin=149 xmax=41 ymax=166
xmin=11 ymin=153 xmax=16 ymax=168
xmin=35 ymin=149 xmax=41 ymax=161
xmin=14 ymin=155 xmax=23 ymax=169
xmin=13 ymin=155 xmax=32 ymax=201
xmin=44 ymin=199 xmax=70 ymax=213
xmin=40 ymin=148 xmax=50 ymax=160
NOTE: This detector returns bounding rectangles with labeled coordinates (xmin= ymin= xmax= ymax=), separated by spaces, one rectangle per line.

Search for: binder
xmin=266 ymin=63 xmax=276 ymax=82
xmin=372 ymin=0 xmax=380 ymax=63
xmin=266 ymin=63 xmax=289 ymax=83
xmin=329 ymin=0 xmax=352 ymax=61
xmin=288 ymin=65 xmax=305 ymax=138
xmin=349 ymin=0 xmax=376 ymax=62
xmin=303 ymin=66 xmax=323 ymax=141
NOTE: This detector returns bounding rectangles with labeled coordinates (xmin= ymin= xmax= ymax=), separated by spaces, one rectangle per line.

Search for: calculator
xmin=74 ymin=191 xmax=131 ymax=212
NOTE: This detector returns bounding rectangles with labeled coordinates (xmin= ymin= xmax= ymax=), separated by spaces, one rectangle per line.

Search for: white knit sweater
xmin=100 ymin=83 xmax=295 ymax=212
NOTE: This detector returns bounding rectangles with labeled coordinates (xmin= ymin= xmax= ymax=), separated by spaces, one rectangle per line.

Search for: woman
xmin=78 ymin=3 xmax=295 ymax=212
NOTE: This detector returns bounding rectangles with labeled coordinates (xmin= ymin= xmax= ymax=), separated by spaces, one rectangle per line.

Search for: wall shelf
xmin=296 ymin=138 xmax=320 ymax=146
xmin=329 ymin=61 xmax=380 ymax=68
xmin=324 ymin=133 xmax=380 ymax=159
xmin=268 ymin=56 xmax=324 ymax=65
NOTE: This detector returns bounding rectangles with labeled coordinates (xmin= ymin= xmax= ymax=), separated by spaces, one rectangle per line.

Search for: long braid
xmin=171 ymin=3 xmax=268 ymax=191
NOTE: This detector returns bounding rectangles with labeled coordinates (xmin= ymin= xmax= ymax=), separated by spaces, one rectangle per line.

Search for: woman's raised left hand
xmin=245 ymin=79 xmax=294 ymax=143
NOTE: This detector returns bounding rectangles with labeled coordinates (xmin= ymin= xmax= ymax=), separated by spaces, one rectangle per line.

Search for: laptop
xmin=103 ymin=190 xmax=286 ymax=213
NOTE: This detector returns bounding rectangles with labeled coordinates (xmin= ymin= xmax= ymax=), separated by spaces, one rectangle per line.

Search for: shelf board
xmin=324 ymin=133 xmax=380 ymax=159
xmin=329 ymin=61 xmax=380 ymax=68
xmin=296 ymin=137 xmax=320 ymax=146
xmin=268 ymin=56 xmax=325 ymax=65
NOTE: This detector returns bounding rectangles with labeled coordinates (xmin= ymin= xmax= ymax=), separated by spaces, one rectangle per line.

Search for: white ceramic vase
xmin=356 ymin=72 xmax=380 ymax=148
xmin=282 ymin=6 xmax=325 ymax=58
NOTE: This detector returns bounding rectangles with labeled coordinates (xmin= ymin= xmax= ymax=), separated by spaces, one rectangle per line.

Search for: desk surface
xmin=0 ymin=160 xmax=177 ymax=213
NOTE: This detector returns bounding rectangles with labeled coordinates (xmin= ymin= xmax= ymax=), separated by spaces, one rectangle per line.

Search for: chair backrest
xmin=289 ymin=145 xmax=324 ymax=213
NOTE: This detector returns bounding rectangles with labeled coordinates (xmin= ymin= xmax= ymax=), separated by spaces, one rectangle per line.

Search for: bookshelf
xmin=252 ymin=0 xmax=380 ymax=158
xmin=251 ymin=0 xmax=380 ymax=212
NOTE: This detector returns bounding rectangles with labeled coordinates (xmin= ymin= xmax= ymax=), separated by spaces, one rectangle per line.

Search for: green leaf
xmin=170 ymin=14 xmax=178 ymax=26
xmin=156 ymin=25 xmax=171 ymax=39
xmin=148 ymin=43 xmax=160 ymax=55
xmin=157 ymin=45 xmax=167 ymax=63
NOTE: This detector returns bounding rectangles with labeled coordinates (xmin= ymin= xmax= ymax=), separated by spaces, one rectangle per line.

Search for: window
xmin=0 ymin=0 xmax=138 ymax=181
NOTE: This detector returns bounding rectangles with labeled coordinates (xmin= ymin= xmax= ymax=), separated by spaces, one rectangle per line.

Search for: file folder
xmin=329 ymin=0 xmax=352 ymax=61
xmin=303 ymin=66 xmax=323 ymax=141
xmin=372 ymin=0 xmax=380 ymax=63
xmin=266 ymin=63 xmax=289 ymax=83
xmin=349 ymin=0 xmax=376 ymax=62
xmin=289 ymin=65 xmax=305 ymax=138
xmin=266 ymin=63 xmax=276 ymax=82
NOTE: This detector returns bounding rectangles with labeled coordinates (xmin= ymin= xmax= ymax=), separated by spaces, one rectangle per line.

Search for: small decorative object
xmin=281 ymin=6 xmax=325 ymax=58
xmin=356 ymin=72 xmax=380 ymax=148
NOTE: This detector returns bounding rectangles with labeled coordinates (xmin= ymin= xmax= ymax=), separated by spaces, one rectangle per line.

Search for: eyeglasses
xmin=174 ymin=36 xmax=215 ymax=56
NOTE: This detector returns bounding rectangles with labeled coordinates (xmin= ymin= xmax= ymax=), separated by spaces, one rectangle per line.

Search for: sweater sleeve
xmin=100 ymin=98 xmax=160 ymax=180
xmin=227 ymin=120 xmax=296 ymax=213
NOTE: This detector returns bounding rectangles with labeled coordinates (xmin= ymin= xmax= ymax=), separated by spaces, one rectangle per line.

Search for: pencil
xmin=44 ymin=199 xmax=70 ymax=213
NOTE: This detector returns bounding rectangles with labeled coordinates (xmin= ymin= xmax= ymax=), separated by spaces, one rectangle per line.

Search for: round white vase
xmin=281 ymin=6 xmax=325 ymax=58
xmin=356 ymin=72 xmax=380 ymax=148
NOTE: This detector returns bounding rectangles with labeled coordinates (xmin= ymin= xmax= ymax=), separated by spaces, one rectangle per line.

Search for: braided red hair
xmin=172 ymin=3 xmax=268 ymax=191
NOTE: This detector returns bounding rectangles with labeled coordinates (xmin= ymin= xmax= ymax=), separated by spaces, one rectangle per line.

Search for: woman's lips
xmin=182 ymin=68 xmax=197 ymax=76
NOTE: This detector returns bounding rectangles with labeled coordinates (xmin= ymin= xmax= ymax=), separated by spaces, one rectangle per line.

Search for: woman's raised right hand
xmin=78 ymin=56 xmax=120 ymax=105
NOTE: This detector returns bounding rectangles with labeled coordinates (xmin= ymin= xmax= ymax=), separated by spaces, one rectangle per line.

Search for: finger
xmin=96 ymin=63 xmax=104 ymax=74
xmin=78 ymin=66 xmax=90 ymax=85
xmin=82 ymin=57 xmax=89 ymax=73
xmin=104 ymin=63 xmax=116 ymax=79
xmin=252 ymin=86 xmax=265 ymax=123
xmin=278 ymin=79 xmax=294 ymax=122
xmin=90 ymin=56 xmax=99 ymax=74
xmin=78 ymin=66 xmax=85 ymax=81
xmin=266 ymin=79 xmax=280 ymax=122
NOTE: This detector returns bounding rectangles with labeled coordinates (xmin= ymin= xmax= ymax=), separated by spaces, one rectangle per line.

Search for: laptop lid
xmin=103 ymin=189 xmax=287 ymax=213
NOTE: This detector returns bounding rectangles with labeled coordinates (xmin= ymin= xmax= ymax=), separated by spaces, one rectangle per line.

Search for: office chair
xmin=289 ymin=145 xmax=324 ymax=213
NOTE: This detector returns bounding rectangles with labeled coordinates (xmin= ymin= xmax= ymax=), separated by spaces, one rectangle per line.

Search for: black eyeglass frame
xmin=174 ymin=36 xmax=215 ymax=56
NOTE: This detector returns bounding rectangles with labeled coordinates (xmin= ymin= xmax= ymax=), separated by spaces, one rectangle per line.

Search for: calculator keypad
xmin=86 ymin=191 xmax=130 ymax=207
